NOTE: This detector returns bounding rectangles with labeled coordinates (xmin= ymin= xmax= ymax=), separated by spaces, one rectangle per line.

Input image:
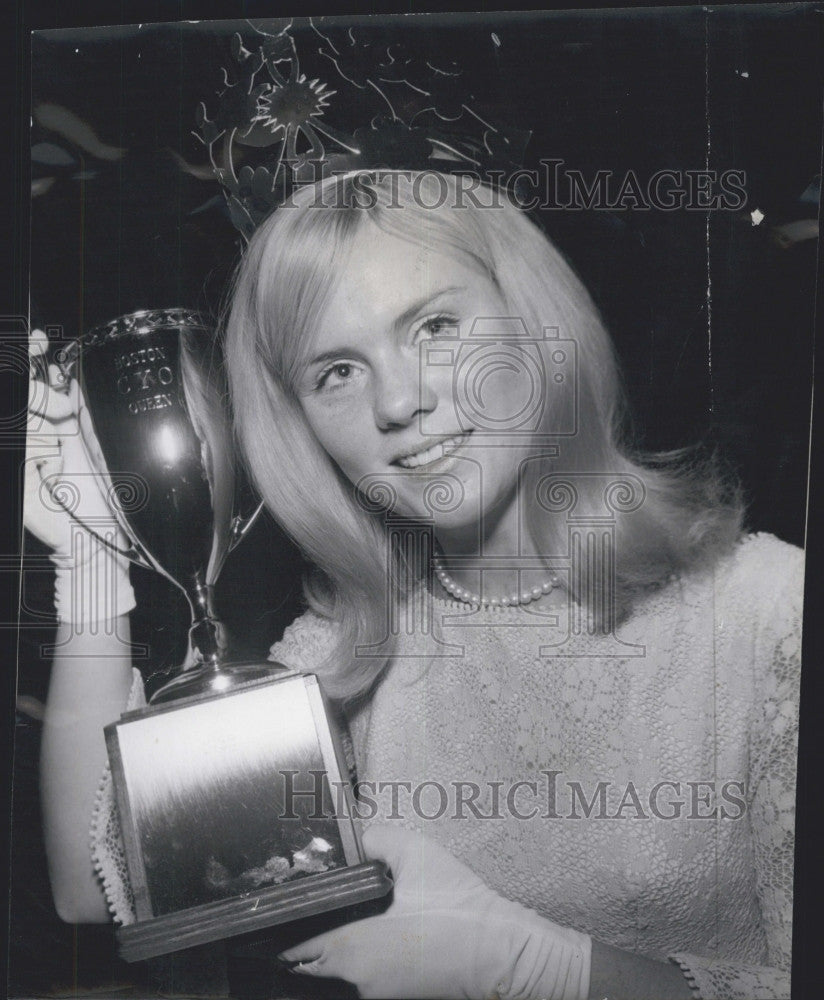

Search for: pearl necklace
xmin=432 ymin=553 xmax=560 ymax=607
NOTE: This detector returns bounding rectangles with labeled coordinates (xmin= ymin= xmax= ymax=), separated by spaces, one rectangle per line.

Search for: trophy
xmin=61 ymin=309 xmax=391 ymax=962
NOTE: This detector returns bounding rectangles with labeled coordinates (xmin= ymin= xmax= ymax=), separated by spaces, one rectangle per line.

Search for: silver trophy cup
xmin=62 ymin=307 xmax=270 ymax=700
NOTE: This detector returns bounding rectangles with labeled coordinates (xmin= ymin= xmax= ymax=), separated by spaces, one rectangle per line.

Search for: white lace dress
xmin=92 ymin=533 xmax=803 ymax=1000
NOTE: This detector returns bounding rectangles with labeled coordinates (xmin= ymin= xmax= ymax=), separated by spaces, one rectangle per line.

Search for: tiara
xmin=196 ymin=18 xmax=532 ymax=240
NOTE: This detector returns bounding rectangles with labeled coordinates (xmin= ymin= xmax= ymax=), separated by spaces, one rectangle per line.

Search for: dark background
xmin=7 ymin=5 xmax=822 ymax=998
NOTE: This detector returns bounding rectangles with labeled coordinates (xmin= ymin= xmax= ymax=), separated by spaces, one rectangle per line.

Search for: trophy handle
xmin=229 ymin=500 xmax=264 ymax=551
xmin=36 ymin=347 xmax=155 ymax=572
xmin=36 ymin=463 xmax=155 ymax=571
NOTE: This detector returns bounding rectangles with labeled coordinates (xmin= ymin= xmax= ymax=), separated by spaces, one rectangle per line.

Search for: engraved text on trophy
xmin=115 ymin=346 xmax=176 ymax=415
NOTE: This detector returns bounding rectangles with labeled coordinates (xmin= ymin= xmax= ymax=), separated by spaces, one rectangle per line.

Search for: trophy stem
xmin=186 ymin=575 xmax=221 ymax=670
xmin=150 ymin=570 xmax=278 ymax=705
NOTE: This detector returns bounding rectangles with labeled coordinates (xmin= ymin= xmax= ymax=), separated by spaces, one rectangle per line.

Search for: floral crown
xmin=196 ymin=18 xmax=532 ymax=240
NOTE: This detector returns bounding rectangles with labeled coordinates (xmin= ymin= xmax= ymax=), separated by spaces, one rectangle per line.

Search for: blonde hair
xmin=224 ymin=172 xmax=743 ymax=701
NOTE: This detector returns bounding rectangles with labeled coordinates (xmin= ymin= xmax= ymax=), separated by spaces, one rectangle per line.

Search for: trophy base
xmin=116 ymin=860 xmax=392 ymax=962
xmin=149 ymin=660 xmax=289 ymax=705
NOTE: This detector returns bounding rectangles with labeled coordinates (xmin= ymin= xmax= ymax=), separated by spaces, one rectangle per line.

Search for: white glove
xmin=278 ymin=825 xmax=591 ymax=1000
xmin=25 ymin=330 xmax=135 ymax=626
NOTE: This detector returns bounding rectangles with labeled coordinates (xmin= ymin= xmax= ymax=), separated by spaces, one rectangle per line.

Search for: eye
xmin=315 ymin=361 xmax=363 ymax=392
xmin=415 ymin=313 xmax=458 ymax=341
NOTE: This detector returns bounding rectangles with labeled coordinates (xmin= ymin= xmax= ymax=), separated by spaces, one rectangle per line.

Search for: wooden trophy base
xmin=116 ymin=861 xmax=392 ymax=962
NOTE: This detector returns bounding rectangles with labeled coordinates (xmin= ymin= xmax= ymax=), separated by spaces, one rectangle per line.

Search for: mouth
xmin=392 ymin=430 xmax=473 ymax=469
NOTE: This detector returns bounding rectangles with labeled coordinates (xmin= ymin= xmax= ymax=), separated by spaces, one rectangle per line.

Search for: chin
xmin=389 ymin=476 xmax=484 ymax=528
xmin=355 ymin=458 xmax=511 ymax=537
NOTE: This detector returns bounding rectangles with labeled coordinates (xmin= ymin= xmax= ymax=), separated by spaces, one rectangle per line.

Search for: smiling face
xmin=295 ymin=219 xmax=535 ymax=541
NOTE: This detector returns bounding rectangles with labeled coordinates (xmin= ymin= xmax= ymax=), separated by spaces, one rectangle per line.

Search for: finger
xmin=27 ymin=372 xmax=77 ymax=423
xmin=27 ymin=374 xmax=51 ymax=419
xmin=48 ymin=361 xmax=71 ymax=393
xmin=280 ymin=916 xmax=406 ymax=993
xmin=24 ymin=430 xmax=58 ymax=454
xmin=361 ymin=824 xmax=430 ymax=880
xmin=29 ymin=328 xmax=49 ymax=356
xmin=277 ymin=934 xmax=329 ymax=964
xmin=285 ymin=958 xmax=326 ymax=978
xmin=24 ymin=431 xmax=61 ymax=472
xmin=29 ymin=329 xmax=50 ymax=380
xmin=276 ymin=917 xmax=366 ymax=965
xmin=280 ymin=945 xmax=350 ymax=984
xmin=22 ymin=456 xmax=69 ymax=551
xmin=362 ymin=825 xmax=488 ymax=900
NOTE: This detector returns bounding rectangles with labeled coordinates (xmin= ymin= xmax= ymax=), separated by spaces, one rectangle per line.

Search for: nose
xmin=372 ymin=353 xmax=437 ymax=431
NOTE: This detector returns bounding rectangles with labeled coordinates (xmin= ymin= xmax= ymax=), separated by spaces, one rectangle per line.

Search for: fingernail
xmin=293 ymin=960 xmax=321 ymax=975
xmin=274 ymin=956 xmax=303 ymax=970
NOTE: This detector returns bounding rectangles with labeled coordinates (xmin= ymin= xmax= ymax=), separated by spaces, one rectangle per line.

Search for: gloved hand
xmin=25 ymin=329 xmax=135 ymax=626
xmin=279 ymin=825 xmax=591 ymax=1000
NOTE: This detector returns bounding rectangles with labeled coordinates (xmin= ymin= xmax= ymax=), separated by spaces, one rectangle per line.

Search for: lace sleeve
xmin=669 ymin=541 xmax=804 ymax=1000
xmin=667 ymin=955 xmax=790 ymax=1000
xmin=267 ymin=608 xmax=339 ymax=674
xmin=89 ymin=667 xmax=146 ymax=926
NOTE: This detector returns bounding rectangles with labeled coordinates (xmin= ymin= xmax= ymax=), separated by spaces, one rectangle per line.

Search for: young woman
xmin=30 ymin=172 xmax=803 ymax=1000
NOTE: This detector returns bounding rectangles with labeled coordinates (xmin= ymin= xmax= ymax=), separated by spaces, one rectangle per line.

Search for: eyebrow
xmin=305 ymin=285 xmax=464 ymax=368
